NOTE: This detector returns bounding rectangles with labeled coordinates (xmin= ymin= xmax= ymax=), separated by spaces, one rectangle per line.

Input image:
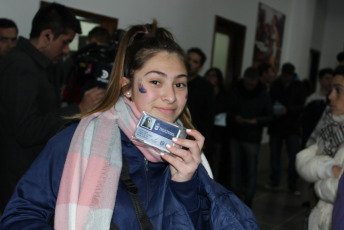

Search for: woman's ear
xmin=121 ymin=77 xmax=132 ymax=98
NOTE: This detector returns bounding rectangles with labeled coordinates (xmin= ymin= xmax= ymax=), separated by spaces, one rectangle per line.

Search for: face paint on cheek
xmin=138 ymin=82 xmax=147 ymax=94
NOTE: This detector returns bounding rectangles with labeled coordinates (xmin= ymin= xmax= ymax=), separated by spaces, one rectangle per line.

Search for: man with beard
xmin=0 ymin=3 xmax=104 ymax=212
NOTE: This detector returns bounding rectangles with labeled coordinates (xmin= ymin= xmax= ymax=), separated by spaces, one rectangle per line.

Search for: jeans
xmin=269 ymin=134 xmax=301 ymax=190
xmin=229 ymin=138 xmax=260 ymax=206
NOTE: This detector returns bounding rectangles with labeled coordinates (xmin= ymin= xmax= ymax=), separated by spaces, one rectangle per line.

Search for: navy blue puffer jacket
xmin=0 ymin=123 xmax=259 ymax=230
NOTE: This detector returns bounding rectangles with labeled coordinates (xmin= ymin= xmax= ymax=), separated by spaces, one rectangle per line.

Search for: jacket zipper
xmin=144 ymin=157 xmax=149 ymax=207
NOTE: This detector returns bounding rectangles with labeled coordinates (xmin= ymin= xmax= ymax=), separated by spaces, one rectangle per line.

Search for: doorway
xmin=308 ymin=49 xmax=321 ymax=94
xmin=211 ymin=16 xmax=246 ymax=90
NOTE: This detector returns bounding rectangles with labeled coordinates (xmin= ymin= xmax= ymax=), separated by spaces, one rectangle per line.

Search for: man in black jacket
xmin=265 ymin=62 xmax=306 ymax=195
xmin=186 ymin=47 xmax=216 ymax=168
xmin=227 ymin=67 xmax=273 ymax=207
xmin=0 ymin=3 xmax=104 ymax=212
xmin=0 ymin=18 xmax=18 ymax=60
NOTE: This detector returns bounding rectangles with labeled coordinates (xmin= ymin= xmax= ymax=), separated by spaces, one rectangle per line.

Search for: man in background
xmin=301 ymin=68 xmax=333 ymax=148
xmin=61 ymin=26 xmax=111 ymax=104
xmin=266 ymin=63 xmax=306 ymax=195
xmin=0 ymin=3 xmax=104 ymax=212
xmin=0 ymin=18 xmax=18 ymax=60
xmin=305 ymin=68 xmax=333 ymax=106
xmin=337 ymin=51 xmax=344 ymax=66
xmin=186 ymin=47 xmax=216 ymax=167
xmin=258 ymin=62 xmax=275 ymax=90
xmin=87 ymin=26 xmax=110 ymax=46
xmin=227 ymin=66 xmax=272 ymax=207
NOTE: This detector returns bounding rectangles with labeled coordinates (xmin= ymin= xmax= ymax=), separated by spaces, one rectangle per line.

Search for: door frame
xmin=211 ymin=15 xmax=246 ymax=89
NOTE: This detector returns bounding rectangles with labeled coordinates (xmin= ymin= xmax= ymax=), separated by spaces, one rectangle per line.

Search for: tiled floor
xmin=216 ymin=143 xmax=311 ymax=230
xmin=253 ymin=168 xmax=309 ymax=230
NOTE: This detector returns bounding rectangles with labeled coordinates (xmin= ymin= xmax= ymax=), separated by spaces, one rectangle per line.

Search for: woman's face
xmin=124 ymin=51 xmax=188 ymax=123
xmin=205 ymin=70 xmax=218 ymax=86
xmin=328 ymin=75 xmax=344 ymax=115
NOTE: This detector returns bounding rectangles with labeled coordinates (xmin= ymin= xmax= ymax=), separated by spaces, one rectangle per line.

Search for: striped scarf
xmin=54 ymin=96 xmax=163 ymax=230
xmin=317 ymin=106 xmax=344 ymax=157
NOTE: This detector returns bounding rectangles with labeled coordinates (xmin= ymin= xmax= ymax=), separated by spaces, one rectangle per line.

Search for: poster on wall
xmin=253 ymin=2 xmax=285 ymax=76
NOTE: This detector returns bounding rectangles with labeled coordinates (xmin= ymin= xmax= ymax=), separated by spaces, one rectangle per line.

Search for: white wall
xmin=0 ymin=0 xmax=342 ymax=78
xmin=311 ymin=0 xmax=327 ymax=51
xmin=282 ymin=0 xmax=316 ymax=79
xmin=320 ymin=0 xmax=344 ymax=69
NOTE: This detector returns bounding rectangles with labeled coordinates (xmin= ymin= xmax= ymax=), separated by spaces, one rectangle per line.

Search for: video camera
xmin=62 ymin=29 xmax=125 ymax=104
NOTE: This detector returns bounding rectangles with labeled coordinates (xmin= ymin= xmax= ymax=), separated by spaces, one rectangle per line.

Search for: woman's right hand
xmin=332 ymin=165 xmax=342 ymax=178
xmin=161 ymin=129 xmax=204 ymax=182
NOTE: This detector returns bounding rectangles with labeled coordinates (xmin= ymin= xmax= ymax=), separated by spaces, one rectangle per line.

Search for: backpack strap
xmin=120 ymin=156 xmax=154 ymax=230
xmin=49 ymin=156 xmax=154 ymax=230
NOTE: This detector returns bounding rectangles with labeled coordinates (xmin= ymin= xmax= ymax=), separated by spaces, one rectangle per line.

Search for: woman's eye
xmin=335 ymin=87 xmax=342 ymax=94
xmin=150 ymin=80 xmax=160 ymax=85
xmin=176 ymin=83 xmax=186 ymax=88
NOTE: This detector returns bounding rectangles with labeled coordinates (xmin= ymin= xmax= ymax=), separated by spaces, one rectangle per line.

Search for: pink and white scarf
xmin=54 ymin=96 xmax=163 ymax=230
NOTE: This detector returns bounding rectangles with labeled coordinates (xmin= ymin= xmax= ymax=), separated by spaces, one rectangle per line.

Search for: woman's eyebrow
xmin=144 ymin=70 xmax=166 ymax=77
xmin=333 ymin=83 xmax=344 ymax=88
xmin=144 ymin=70 xmax=187 ymax=78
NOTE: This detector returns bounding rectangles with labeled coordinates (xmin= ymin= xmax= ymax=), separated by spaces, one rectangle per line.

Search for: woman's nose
xmin=162 ymin=86 xmax=176 ymax=103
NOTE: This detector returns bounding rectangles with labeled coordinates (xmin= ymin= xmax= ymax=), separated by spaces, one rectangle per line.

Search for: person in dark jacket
xmin=204 ymin=67 xmax=228 ymax=181
xmin=265 ymin=62 xmax=306 ymax=194
xmin=186 ymin=47 xmax=216 ymax=167
xmin=0 ymin=18 xmax=18 ymax=60
xmin=227 ymin=67 xmax=273 ymax=207
xmin=0 ymin=3 xmax=105 ymax=212
xmin=0 ymin=20 xmax=259 ymax=230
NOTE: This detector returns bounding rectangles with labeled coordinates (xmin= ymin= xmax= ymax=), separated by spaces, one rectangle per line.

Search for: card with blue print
xmin=133 ymin=112 xmax=187 ymax=154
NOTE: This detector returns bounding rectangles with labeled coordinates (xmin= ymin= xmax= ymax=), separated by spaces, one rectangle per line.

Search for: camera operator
xmin=87 ymin=26 xmax=110 ymax=46
xmin=62 ymin=27 xmax=124 ymax=107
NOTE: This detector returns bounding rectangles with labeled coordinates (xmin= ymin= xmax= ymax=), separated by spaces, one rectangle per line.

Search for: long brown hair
xmin=77 ymin=20 xmax=194 ymax=129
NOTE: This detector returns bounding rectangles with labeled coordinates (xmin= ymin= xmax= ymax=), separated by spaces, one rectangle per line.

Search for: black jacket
xmin=227 ymin=80 xmax=273 ymax=142
xmin=268 ymin=76 xmax=306 ymax=136
xmin=0 ymin=37 xmax=79 ymax=211
xmin=187 ymin=76 xmax=215 ymax=146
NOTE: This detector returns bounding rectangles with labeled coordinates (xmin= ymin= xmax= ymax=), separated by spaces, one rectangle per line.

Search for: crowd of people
xmin=184 ymin=44 xmax=344 ymax=229
xmin=1 ymin=2 xmax=344 ymax=230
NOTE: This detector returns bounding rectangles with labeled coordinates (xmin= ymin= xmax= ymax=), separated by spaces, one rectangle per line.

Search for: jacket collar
xmin=17 ymin=36 xmax=52 ymax=68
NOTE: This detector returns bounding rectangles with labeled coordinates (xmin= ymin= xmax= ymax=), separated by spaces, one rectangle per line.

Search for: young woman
xmin=296 ymin=66 xmax=344 ymax=230
xmin=0 ymin=21 xmax=259 ymax=230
